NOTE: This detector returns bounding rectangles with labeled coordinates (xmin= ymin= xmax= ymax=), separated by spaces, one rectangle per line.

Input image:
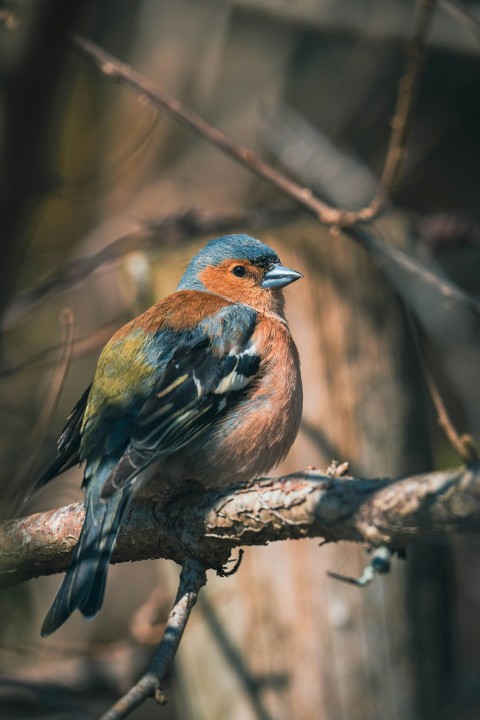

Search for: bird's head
xmin=177 ymin=234 xmax=302 ymax=315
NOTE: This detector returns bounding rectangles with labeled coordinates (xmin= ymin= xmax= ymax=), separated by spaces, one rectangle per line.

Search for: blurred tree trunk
xmin=0 ymin=0 xmax=83 ymax=330
xmin=172 ymin=217 xmax=455 ymax=720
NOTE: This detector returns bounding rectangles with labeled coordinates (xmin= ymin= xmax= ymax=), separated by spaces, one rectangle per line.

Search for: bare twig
xmin=0 ymin=317 xmax=123 ymax=379
xmin=100 ymin=557 xmax=207 ymax=720
xmin=19 ymin=20 xmax=472 ymax=381
xmin=70 ymin=35 xmax=342 ymax=223
xmin=406 ymin=311 xmax=479 ymax=463
xmin=424 ymin=370 xmax=479 ymax=462
xmin=71 ymin=0 xmax=435 ymax=230
xmin=348 ymin=224 xmax=480 ymax=318
xmin=9 ymin=309 xmax=75 ymax=514
xmin=69 ymin=26 xmax=480 ymax=330
xmin=2 ymin=206 xmax=301 ymax=332
xmin=3 ymin=466 xmax=480 ymax=589
xmin=441 ymin=0 xmax=480 ymax=42
xmin=405 ymin=307 xmax=479 ymax=464
xmin=353 ymin=0 xmax=437 ymax=222
xmin=7 ymin=12 xmax=470 ymax=366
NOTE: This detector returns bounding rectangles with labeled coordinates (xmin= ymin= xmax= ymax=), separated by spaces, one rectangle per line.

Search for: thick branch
xmin=2 ymin=465 xmax=480 ymax=588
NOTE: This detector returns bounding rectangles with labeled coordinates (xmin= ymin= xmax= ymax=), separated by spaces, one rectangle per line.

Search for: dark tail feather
xmin=79 ymin=488 xmax=131 ymax=619
xmin=41 ymin=488 xmax=131 ymax=637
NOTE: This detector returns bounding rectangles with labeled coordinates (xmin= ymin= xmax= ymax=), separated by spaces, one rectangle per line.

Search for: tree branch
xmin=71 ymin=34 xmax=342 ymax=225
xmin=406 ymin=310 xmax=479 ymax=464
xmin=2 ymin=465 xmax=480 ymax=589
xmin=71 ymin=0 xmax=435 ymax=230
xmin=441 ymin=0 xmax=480 ymax=43
xmin=2 ymin=206 xmax=301 ymax=333
xmin=100 ymin=557 xmax=207 ymax=720
xmin=356 ymin=0 xmax=437 ymax=222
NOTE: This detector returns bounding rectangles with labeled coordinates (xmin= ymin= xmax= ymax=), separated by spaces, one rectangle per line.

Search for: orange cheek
xmin=198 ymin=261 xmax=282 ymax=314
xmin=199 ymin=264 xmax=253 ymax=301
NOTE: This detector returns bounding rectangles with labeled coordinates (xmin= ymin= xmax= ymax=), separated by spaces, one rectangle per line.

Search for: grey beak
xmin=261 ymin=264 xmax=303 ymax=289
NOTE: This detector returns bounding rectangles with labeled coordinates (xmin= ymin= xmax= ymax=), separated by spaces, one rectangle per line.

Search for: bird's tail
xmin=41 ymin=486 xmax=131 ymax=637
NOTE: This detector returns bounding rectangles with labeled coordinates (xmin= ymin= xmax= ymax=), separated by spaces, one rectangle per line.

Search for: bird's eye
xmin=232 ymin=265 xmax=246 ymax=278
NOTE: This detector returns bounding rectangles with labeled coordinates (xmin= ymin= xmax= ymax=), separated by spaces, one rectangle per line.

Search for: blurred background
xmin=1 ymin=0 xmax=480 ymax=718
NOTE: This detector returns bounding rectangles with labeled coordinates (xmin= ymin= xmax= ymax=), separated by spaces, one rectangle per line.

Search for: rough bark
xmin=1 ymin=466 xmax=479 ymax=589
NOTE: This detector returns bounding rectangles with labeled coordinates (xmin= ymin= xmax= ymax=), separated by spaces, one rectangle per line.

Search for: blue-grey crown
xmin=177 ymin=234 xmax=281 ymax=291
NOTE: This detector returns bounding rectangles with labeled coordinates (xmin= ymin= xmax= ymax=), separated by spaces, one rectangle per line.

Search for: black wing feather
xmin=31 ymin=385 xmax=91 ymax=494
xmin=101 ymin=305 xmax=260 ymax=497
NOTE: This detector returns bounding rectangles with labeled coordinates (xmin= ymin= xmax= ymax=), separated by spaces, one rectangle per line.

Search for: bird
xmin=35 ymin=233 xmax=303 ymax=637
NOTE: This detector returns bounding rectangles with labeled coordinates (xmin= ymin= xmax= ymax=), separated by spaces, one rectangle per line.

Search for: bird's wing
xmin=31 ymin=385 xmax=92 ymax=493
xmin=100 ymin=303 xmax=261 ymax=497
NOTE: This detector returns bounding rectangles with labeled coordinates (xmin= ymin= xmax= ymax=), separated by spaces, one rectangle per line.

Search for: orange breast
xmin=159 ymin=315 xmax=303 ymax=488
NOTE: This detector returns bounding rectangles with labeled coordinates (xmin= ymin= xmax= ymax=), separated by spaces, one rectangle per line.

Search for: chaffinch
xmin=36 ymin=234 xmax=303 ymax=636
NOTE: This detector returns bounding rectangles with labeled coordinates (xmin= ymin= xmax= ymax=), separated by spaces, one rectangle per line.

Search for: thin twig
xmin=348 ymin=224 xmax=480 ymax=317
xmin=424 ymin=369 xmax=479 ymax=463
xmin=0 ymin=317 xmax=123 ymax=378
xmin=74 ymin=21 xmax=480 ymax=338
xmin=71 ymin=0 xmax=435 ymax=230
xmin=354 ymin=0 xmax=437 ymax=222
xmin=441 ymin=0 xmax=480 ymax=43
xmin=2 ymin=206 xmax=301 ymax=332
xmin=100 ymin=557 xmax=207 ymax=720
xmin=69 ymin=27 xmax=480 ymax=330
xmin=70 ymin=27 xmax=480 ymax=326
xmin=71 ymin=35 xmax=341 ymax=224
xmin=9 ymin=309 xmax=75 ymax=514
xmin=406 ymin=310 xmax=479 ymax=463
